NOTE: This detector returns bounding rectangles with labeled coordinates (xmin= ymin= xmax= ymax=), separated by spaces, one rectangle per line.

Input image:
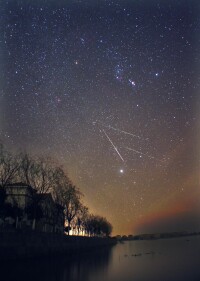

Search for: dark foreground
xmin=0 ymin=231 xmax=116 ymax=261
xmin=0 ymin=235 xmax=200 ymax=281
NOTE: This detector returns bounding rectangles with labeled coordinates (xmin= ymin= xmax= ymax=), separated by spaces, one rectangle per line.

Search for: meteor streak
xmin=102 ymin=129 xmax=125 ymax=162
xmin=125 ymin=146 xmax=155 ymax=160
xmin=95 ymin=121 xmax=141 ymax=139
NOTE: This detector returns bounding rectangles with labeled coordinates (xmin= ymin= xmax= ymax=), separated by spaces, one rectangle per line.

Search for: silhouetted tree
xmin=52 ymin=169 xmax=82 ymax=235
xmin=18 ymin=153 xmax=57 ymax=194
xmin=63 ymin=184 xmax=82 ymax=235
xmin=0 ymin=144 xmax=113 ymax=236
xmin=17 ymin=153 xmax=61 ymax=229
xmin=0 ymin=143 xmax=19 ymax=188
xmin=0 ymin=143 xmax=20 ymax=224
xmin=75 ymin=204 xmax=89 ymax=235
xmin=84 ymin=215 xmax=112 ymax=237
xmin=100 ymin=217 xmax=113 ymax=237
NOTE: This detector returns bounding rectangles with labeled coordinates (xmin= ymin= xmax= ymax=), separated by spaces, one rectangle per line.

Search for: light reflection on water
xmin=1 ymin=236 xmax=200 ymax=281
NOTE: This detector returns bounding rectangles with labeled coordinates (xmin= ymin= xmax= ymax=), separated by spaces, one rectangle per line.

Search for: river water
xmin=1 ymin=236 xmax=200 ymax=281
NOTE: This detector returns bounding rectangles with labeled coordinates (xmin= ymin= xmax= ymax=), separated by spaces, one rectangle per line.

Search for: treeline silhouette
xmin=0 ymin=142 xmax=112 ymax=237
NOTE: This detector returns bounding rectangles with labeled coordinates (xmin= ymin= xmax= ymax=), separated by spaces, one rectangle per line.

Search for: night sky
xmin=1 ymin=0 xmax=200 ymax=235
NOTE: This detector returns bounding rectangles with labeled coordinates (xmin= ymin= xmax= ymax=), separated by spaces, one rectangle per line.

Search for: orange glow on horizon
xmin=133 ymin=198 xmax=194 ymax=234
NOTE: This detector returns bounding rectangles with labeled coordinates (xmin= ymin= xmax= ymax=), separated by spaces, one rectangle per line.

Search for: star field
xmin=1 ymin=0 xmax=200 ymax=235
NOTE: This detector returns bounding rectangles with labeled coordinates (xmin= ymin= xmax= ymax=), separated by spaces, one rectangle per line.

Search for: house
xmin=5 ymin=182 xmax=35 ymax=210
xmin=36 ymin=193 xmax=64 ymax=233
xmin=3 ymin=182 xmax=64 ymax=233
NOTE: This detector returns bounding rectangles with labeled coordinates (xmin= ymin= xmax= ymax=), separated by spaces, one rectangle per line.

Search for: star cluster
xmin=1 ymin=0 xmax=200 ymax=235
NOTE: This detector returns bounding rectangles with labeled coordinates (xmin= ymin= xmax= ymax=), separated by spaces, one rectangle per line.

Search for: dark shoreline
xmin=0 ymin=231 xmax=117 ymax=261
xmin=117 ymin=231 xmax=200 ymax=242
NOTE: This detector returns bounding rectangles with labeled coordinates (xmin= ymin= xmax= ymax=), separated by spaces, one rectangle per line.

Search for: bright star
xmin=120 ymin=169 xmax=124 ymax=173
xmin=129 ymin=79 xmax=136 ymax=86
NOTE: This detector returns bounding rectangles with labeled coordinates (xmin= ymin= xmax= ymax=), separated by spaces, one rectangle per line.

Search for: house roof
xmin=37 ymin=193 xmax=53 ymax=200
xmin=36 ymin=193 xmax=55 ymax=206
xmin=37 ymin=194 xmax=64 ymax=210
xmin=6 ymin=182 xmax=31 ymax=187
xmin=6 ymin=182 xmax=64 ymax=210
xmin=6 ymin=182 xmax=35 ymax=191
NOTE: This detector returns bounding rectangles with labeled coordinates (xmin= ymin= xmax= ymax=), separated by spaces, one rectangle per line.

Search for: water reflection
xmin=108 ymin=236 xmax=200 ymax=281
xmin=1 ymin=236 xmax=200 ymax=281
xmin=1 ymin=246 xmax=113 ymax=281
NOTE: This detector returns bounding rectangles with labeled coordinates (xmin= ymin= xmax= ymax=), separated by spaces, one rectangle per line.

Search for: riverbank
xmin=117 ymin=231 xmax=200 ymax=241
xmin=0 ymin=231 xmax=117 ymax=261
xmin=1 ymin=235 xmax=200 ymax=281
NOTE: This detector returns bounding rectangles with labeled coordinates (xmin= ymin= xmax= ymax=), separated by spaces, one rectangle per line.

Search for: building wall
xmin=4 ymin=184 xmax=64 ymax=234
xmin=5 ymin=186 xmax=32 ymax=209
